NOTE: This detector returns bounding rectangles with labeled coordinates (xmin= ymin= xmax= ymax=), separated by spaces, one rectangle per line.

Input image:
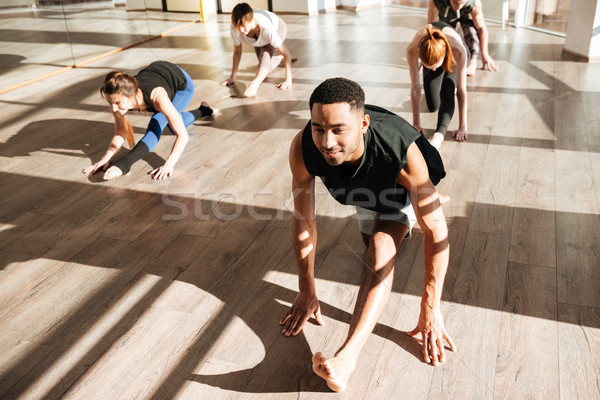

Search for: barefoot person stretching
xmin=221 ymin=2 xmax=294 ymax=97
xmin=407 ymin=23 xmax=469 ymax=148
xmin=279 ymin=78 xmax=456 ymax=392
xmin=428 ymin=0 xmax=499 ymax=76
xmin=83 ymin=61 xmax=214 ymax=181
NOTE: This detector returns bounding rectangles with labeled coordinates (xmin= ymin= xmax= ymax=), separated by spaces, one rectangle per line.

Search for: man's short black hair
xmin=231 ymin=2 xmax=253 ymax=27
xmin=309 ymin=77 xmax=365 ymax=113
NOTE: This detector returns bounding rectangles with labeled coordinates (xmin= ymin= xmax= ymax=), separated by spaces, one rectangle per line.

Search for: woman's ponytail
xmin=122 ymin=115 xmax=134 ymax=148
xmin=418 ymin=24 xmax=455 ymax=73
xmin=100 ymin=71 xmax=139 ymax=148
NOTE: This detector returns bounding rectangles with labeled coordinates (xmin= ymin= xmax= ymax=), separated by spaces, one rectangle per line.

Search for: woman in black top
xmin=83 ymin=61 xmax=215 ymax=180
xmin=406 ymin=23 xmax=469 ymax=149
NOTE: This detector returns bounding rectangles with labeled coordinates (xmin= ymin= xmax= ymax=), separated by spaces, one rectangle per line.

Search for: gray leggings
xmin=254 ymin=19 xmax=287 ymax=71
xmin=458 ymin=16 xmax=480 ymax=59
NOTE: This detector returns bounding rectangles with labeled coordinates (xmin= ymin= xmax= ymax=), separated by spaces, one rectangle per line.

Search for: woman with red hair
xmin=406 ymin=22 xmax=469 ymax=149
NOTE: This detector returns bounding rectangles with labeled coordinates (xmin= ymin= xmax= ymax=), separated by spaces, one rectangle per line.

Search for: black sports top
xmin=301 ymin=104 xmax=445 ymax=214
xmin=433 ymin=0 xmax=475 ymax=27
xmin=134 ymin=61 xmax=187 ymax=113
xmin=431 ymin=20 xmax=454 ymax=32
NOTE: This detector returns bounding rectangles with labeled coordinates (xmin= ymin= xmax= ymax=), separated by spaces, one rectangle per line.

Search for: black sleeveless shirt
xmin=134 ymin=61 xmax=187 ymax=113
xmin=302 ymin=105 xmax=446 ymax=214
xmin=434 ymin=0 xmax=475 ymax=27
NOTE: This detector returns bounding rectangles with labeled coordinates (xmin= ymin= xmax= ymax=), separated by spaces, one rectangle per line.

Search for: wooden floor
xmin=1 ymin=4 xmax=599 ymax=399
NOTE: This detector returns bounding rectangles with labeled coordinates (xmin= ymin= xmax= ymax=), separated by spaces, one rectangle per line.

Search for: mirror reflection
xmin=0 ymin=0 xmax=201 ymax=93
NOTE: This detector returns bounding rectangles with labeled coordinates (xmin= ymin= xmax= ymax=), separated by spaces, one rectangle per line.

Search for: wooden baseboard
xmin=273 ymin=11 xmax=311 ymax=15
xmin=561 ymin=47 xmax=599 ymax=63
xmin=276 ymin=8 xmax=336 ymax=15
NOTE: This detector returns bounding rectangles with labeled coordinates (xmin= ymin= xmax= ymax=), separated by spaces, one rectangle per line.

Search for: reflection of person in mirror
xmin=280 ymin=77 xmax=455 ymax=392
xmin=407 ymin=23 xmax=469 ymax=149
xmin=83 ymin=61 xmax=215 ymax=181
xmin=428 ymin=0 xmax=499 ymax=76
xmin=220 ymin=2 xmax=295 ymax=97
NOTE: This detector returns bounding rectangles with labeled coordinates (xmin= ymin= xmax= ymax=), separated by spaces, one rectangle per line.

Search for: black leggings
xmin=423 ymin=66 xmax=457 ymax=136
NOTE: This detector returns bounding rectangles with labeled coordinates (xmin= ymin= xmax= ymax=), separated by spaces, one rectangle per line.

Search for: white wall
xmin=564 ymin=0 xmax=600 ymax=61
xmin=592 ymin=4 xmax=600 ymax=59
xmin=165 ymin=0 xmax=199 ymax=12
xmin=125 ymin=0 xmax=161 ymax=10
xmin=1 ymin=0 xmax=35 ymax=6
xmin=146 ymin=0 xmax=163 ymax=9
xmin=166 ymin=0 xmax=218 ymax=16
xmin=482 ymin=0 xmax=508 ymax=24
xmin=202 ymin=0 xmax=217 ymax=16
xmin=125 ymin=0 xmax=145 ymax=10
xmin=272 ymin=0 xmax=310 ymax=14
xmin=272 ymin=0 xmax=336 ymax=14
xmin=338 ymin=0 xmax=383 ymax=10
xmin=220 ymin=0 xmax=268 ymax=12
xmin=321 ymin=0 xmax=337 ymax=12
xmin=125 ymin=0 xmax=217 ymax=14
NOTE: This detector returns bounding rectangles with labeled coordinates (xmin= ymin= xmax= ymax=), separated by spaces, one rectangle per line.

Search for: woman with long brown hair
xmin=83 ymin=61 xmax=215 ymax=180
xmin=406 ymin=22 xmax=469 ymax=149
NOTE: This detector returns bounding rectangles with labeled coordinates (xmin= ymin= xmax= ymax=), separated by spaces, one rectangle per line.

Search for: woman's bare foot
xmin=430 ymin=131 xmax=444 ymax=149
xmin=312 ymin=352 xmax=356 ymax=392
xmin=439 ymin=193 xmax=450 ymax=204
xmin=466 ymin=58 xmax=477 ymax=76
xmin=103 ymin=165 xmax=123 ymax=181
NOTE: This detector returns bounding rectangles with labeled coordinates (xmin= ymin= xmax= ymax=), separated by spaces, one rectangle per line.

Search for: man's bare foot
xmin=103 ymin=166 xmax=123 ymax=181
xmin=312 ymin=352 xmax=356 ymax=392
xmin=244 ymin=82 xmax=259 ymax=97
xmin=430 ymin=131 xmax=444 ymax=149
xmin=466 ymin=58 xmax=477 ymax=76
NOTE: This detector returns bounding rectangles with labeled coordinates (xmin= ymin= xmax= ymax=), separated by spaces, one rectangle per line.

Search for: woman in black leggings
xmin=406 ymin=22 xmax=469 ymax=149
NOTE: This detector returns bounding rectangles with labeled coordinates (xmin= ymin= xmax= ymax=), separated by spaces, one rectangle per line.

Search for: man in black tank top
xmin=279 ymin=78 xmax=456 ymax=392
xmin=428 ymin=0 xmax=499 ymax=75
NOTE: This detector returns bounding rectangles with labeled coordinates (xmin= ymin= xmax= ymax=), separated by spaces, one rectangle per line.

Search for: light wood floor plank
xmin=470 ymin=144 xmax=520 ymax=234
xmin=493 ymin=263 xmax=559 ymax=399
xmin=593 ymin=153 xmax=600 ymax=213
xmin=427 ymin=230 xmax=509 ymax=399
xmin=363 ymin=293 xmax=437 ymax=400
xmin=557 ymin=303 xmax=600 ymax=400
xmin=428 ymin=305 xmax=500 ymax=400
xmin=556 ymin=212 xmax=600 ymax=308
xmin=514 ymin=147 xmax=556 ymax=211
xmin=555 ymin=168 xmax=598 ymax=215
xmin=0 ymin=329 xmax=55 ymax=400
xmin=509 ymin=208 xmax=556 ymax=268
